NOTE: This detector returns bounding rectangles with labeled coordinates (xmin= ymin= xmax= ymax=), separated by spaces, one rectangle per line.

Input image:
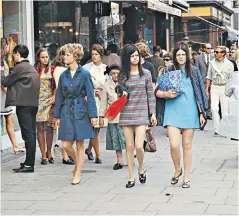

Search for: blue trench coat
xmin=54 ymin=65 xmax=98 ymax=141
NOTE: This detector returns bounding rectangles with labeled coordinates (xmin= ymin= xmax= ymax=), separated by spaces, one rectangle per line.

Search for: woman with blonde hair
xmin=54 ymin=43 xmax=97 ymax=185
xmin=35 ymin=48 xmax=56 ymax=165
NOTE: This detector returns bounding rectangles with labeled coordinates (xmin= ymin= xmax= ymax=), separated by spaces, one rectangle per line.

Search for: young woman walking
xmin=54 ymin=43 xmax=97 ymax=185
xmin=155 ymin=41 xmax=208 ymax=188
xmin=117 ymin=44 xmax=157 ymax=188
xmin=35 ymin=48 xmax=56 ymax=165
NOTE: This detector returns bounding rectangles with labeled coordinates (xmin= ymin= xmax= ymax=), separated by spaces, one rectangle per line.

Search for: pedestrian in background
xmin=102 ymin=44 xmax=121 ymax=67
xmin=53 ymin=47 xmax=74 ymax=165
xmin=54 ymin=43 xmax=98 ymax=185
xmin=99 ymin=64 xmax=126 ymax=170
xmin=1 ymin=44 xmax=40 ymax=172
xmin=155 ymin=41 xmax=208 ymax=188
xmin=0 ymin=38 xmax=24 ymax=154
xmin=195 ymin=43 xmax=214 ymax=120
xmin=163 ymin=53 xmax=173 ymax=67
xmin=146 ymin=45 xmax=164 ymax=73
xmin=118 ymin=44 xmax=157 ymax=188
xmin=190 ymin=51 xmax=198 ymax=66
xmin=217 ymin=70 xmax=238 ymax=140
xmin=206 ymin=46 xmax=234 ymax=135
xmin=83 ymin=44 xmax=107 ymax=164
xmin=35 ymin=48 xmax=56 ymax=165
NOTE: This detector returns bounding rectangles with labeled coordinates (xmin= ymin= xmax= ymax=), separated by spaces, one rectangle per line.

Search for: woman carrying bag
xmin=155 ymin=41 xmax=208 ymax=188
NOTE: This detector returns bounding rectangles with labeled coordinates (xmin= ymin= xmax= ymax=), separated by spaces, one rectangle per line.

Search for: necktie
xmin=207 ymin=54 xmax=210 ymax=67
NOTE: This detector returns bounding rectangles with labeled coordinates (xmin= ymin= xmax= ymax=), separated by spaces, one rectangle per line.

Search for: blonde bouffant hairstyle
xmin=63 ymin=43 xmax=84 ymax=63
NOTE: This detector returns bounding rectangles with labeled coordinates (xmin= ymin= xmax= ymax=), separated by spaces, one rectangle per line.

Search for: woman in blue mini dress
xmin=155 ymin=41 xmax=208 ymax=188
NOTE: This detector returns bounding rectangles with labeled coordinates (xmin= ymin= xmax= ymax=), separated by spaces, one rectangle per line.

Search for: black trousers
xmin=16 ymin=106 xmax=38 ymax=167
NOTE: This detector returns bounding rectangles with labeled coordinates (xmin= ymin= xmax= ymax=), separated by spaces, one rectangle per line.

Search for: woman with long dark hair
xmin=155 ymin=41 xmax=208 ymax=188
xmin=35 ymin=48 xmax=56 ymax=165
xmin=118 ymin=44 xmax=157 ymax=188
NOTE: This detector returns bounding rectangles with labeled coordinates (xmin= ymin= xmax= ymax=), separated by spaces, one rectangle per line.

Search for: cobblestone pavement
xmin=1 ymin=121 xmax=238 ymax=215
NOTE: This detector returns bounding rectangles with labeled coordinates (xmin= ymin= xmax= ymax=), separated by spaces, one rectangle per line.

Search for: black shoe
xmin=214 ymin=132 xmax=219 ymax=136
xmin=95 ymin=158 xmax=102 ymax=164
xmin=20 ymin=163 xmax=25 ymax=167
xmin=41 ymin=159 xmax=47 ymax=165
xmin=138 ymin=171 xmax=146 ymax=184
xmin=63 ymin=157 xmax=74 ymax=165
xmin=207 ymin=116 xmax=212 ymax=120
xmin=13 ymin=166 xmax=34 ymax=173
xmin=85 ymin=149 xmax=94 ymax=161
xmin=113 ymin=163 xmax=123 ymax=170
xmin=48 ymin=158 xmax=54 ymax=164
xmin=231 ymin=138 xmax=239 ymax=141
xmin=126 ymin=180 xmax=135 ymax=188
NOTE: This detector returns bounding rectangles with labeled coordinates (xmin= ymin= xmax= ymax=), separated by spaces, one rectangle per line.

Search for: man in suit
xmin=146 ymin=45 xmax=164 ymax=73
xmin=195 ymin=43 xmax=214 ymax=119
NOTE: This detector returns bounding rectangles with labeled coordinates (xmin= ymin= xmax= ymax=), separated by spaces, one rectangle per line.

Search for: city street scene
xmin=1 ymin=0 xmax=239 ymax=215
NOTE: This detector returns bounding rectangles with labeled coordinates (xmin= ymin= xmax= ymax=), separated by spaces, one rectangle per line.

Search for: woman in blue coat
xmin=54 ymin=43 xmax=97 ymax=185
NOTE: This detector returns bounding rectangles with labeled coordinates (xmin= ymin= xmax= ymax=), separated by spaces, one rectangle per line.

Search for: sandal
xmin=138 ymin=171 xmax=147 ymax=184
xmin=46 ymin=152 xmax=54 ymax=164
xmin=182 ymin=181 xmax=190 ymax=188
xmin=171 ymin=168 xmax=183 ymax=185
xmin=126 ymin=180 xmax=135 ymax=188
xmin=41 ymin=158 xmax=47 ymax=165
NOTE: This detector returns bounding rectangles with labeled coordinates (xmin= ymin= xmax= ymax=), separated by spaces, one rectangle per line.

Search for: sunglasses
xmin=164 ymin=59 xmax=171 ymax=61
xmin=214 ymin=51 xmax=223 ymax=54
xmin=206 ymin=48 xmax=212 ymax=49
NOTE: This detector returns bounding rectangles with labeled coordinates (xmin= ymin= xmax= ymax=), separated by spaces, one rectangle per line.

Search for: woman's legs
xmin=90 ymin=128 xmax=101 ymax=161
xmin=62 ymin=140 xmax=76 ymax=163
xmin=134 ymin=125 xmax=146 ymax=174
xmin=46 ymin=126 xmax=54 ymax=159
xmin=123 ymin=126 xmax=134 ymax=181
xmin=116 ymin=150 xmax=123 ymax=164
xmin=182 ymin=129 xmax=194 ymax=182
xmin=5 ymin=114 xmax=18 ymax=152
xmin=73 ymin=140 xmax=85 ymax=183
xmin=37 ymin=122 xmax=46 ymax=160
xmin=167 ymin=126 xmax=182 ymax=177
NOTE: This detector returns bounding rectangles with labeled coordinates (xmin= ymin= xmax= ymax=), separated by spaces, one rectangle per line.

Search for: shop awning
xmin=147 ymin=0 xmax=182 ymax=17
xmin=225 ymin=26 xmax=239 ymax=36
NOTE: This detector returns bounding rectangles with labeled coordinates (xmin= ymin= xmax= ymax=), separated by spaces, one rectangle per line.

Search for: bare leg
xmin=5 ymin=114 xmax=18 ymax=153
xmin=37 ymin=122 xmax=46 ymax=159
xmin=46 ymin=126 xmax=54 ymax=159
xmin=90 ymin=128 xmax=101 ymax=158
xmin=182 ymin=129 xmax=194 ymax=182
xmin=123 ymin=126 xmax=134 ymax=181
xmin=116 ymin=150 xmax=123 ymax=164
xmin=167 ymin=126 xmax=181 ymax=177
xmin=135 ymin=125 xmax=146 ymax=174
xmin=73 ymin=140 xmax=85 ymax=183
xmin=62 ymin=140 xmax=76 ymax=163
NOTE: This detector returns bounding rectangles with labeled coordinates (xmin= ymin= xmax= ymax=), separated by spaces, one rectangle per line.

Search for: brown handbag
xmin=144 ymin=128 xmax=157 ymax=152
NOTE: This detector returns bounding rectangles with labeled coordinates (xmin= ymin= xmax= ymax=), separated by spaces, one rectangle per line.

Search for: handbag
xmin=144 ymin=128 xmax=157 ymax=152
xmin=157 ymin=66 xmax=184 ymax=95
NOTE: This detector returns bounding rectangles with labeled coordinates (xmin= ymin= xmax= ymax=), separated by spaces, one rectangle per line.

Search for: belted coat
xmin=54 ymin=65 xmax=98 ymax=140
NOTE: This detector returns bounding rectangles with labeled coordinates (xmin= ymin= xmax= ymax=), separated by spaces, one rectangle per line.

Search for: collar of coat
xmin=65 ymin=64 xmax=81 ymax=78
xmin=16 ymin=59 xmax=29 ymax=65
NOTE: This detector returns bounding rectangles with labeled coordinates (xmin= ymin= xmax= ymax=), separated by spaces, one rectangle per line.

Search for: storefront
xmin=1 ymin=0 xmax=31 ymax=149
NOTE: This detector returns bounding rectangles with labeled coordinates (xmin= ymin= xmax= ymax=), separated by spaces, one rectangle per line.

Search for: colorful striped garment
xmin=119 ymin=69 xmax=156 ymax=126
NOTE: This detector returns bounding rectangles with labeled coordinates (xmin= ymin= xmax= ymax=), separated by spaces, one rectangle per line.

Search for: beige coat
xmin=99 ymin=80 xmax=120 ymax=123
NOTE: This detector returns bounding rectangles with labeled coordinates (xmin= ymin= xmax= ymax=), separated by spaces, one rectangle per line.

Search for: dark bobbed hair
xmin=153 ymin=45 xmax=161 ymax=53
xmin=171 ymin=41 xmax=192 ymax=77
xmin=13 ymin=44 xmax=29 ymax=58
xmin=120 ymin=44 xmax=144 ymax=80
xmin=107 ymin=44 xmax=118 ymax=54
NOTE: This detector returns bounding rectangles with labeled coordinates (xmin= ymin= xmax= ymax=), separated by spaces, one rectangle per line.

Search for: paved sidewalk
xmin=1 ymin=121 xmax=238 ymax=215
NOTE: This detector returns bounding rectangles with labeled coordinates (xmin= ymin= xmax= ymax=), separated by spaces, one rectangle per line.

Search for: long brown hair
xmin=35 ymin=47 xmax=50 ymax=73
xmin=172 ymin=41 xmax=192 ymax=77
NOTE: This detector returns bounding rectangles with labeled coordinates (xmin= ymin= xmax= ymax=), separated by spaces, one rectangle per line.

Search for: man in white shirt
xmin=206 ymin=46 xmax=234 ymax=135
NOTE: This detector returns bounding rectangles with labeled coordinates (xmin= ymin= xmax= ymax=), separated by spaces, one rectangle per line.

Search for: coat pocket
xmin=75 ymin=102 xmax=88 ymax=119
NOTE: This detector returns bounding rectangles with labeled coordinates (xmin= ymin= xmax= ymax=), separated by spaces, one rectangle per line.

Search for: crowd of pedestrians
xmin=1 ymin=36 xmax=238 ymax=188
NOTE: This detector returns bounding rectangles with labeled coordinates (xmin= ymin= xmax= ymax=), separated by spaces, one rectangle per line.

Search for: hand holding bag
xmin=157 ymin=66 xmax=184 ymax=95
xmin=144 ymin=128 xmax=157 ymax=152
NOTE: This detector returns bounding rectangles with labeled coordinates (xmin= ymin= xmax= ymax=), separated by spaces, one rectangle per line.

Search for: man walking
xmin=195 ymin=43 xmax=214 ymax=119
xmin=1 ymin=45 xmax=40 ymax=172
xmin=206 ymin=46 xmax=234 ymax=135
xmin=146 ymin=45 xmax=164 ymax=72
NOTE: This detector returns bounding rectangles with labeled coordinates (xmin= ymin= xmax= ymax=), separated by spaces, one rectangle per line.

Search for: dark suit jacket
xmin=195 ymin=53 xmax=214 ymax=82
xmin=146 ymin=55 xmax=164 ymax=74
xmin=1 ymin=60 xmax=40 ymax=107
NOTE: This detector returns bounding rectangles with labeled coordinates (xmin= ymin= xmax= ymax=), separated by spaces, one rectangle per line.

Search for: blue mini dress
xmin=163 ymin=68 xmax=200 ymax=129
